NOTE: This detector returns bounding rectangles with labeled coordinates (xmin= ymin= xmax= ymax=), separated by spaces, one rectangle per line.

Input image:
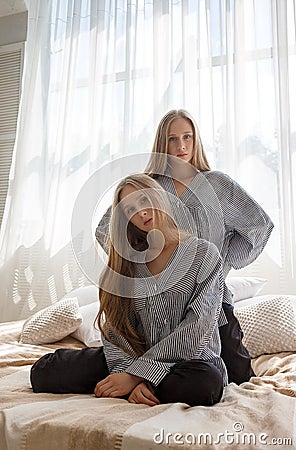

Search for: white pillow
xmin=234 ymin=294 xmax=277 ymax=309
xmin=71 ymin=302 xmax=102 ymax=347
xmin=62 ymin=285 xmax=99 ymax=307
xmin=234 ymin=295 xmax=296 ymax=358
xmin=19 ymin=298 xmax=82 ymax=344
xmin=226 ymin=276 xmax=267 ymax=302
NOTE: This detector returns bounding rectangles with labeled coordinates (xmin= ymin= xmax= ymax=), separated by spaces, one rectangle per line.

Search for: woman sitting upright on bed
xmin=31 ymin=174 xmax=227 ymax=407
xmin=96 ymin=109 xmax=274 ymax=385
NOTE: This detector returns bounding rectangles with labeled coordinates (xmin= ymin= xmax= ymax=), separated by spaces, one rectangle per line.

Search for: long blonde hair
xmin=97 ymin=173 xmax=182 ymax=356
xmin=145 ymin=109 xmax=211 ymax=176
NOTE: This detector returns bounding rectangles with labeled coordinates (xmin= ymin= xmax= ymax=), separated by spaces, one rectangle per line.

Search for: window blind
xmin=0 ymin=44 xmax=23 ymax=228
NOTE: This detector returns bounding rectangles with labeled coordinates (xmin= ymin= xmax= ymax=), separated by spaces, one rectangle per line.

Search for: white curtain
xmin=0 ymin=0 xmax=295 ymax=322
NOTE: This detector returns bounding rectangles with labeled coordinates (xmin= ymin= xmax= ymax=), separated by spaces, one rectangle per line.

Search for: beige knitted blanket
xmin=0 ymin=321 xmax=295 ymax=450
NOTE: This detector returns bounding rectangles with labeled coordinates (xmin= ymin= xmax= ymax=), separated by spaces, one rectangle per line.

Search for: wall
xmin=0 ymin=11 xmax=27 ymax=46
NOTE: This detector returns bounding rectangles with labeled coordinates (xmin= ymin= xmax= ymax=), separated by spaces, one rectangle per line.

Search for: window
xmin=0 ymin=43 xmax=24 ymax=228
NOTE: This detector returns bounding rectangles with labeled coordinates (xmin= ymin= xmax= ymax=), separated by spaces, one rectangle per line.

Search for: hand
xmin=128 ymin=381 xmax=160 ymax=406
xmin=94 ymin=372 xmax=143 ymax=398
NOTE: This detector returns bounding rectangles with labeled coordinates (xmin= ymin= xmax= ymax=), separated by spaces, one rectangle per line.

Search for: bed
xmin=0 ymin=282 xmax=296 ymax=450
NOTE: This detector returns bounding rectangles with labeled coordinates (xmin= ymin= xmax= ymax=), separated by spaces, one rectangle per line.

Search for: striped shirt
xmin=102 ymin=237 xmax=228 ymax=386
xmin=156 ymin=170 xmax=274 ymax=278
xmin=96 ymin=170 xmax=274 ymax=313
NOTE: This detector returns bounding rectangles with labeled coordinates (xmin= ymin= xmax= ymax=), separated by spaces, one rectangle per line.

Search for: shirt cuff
xmin=126 ymin=358 xmax=173 ymax=386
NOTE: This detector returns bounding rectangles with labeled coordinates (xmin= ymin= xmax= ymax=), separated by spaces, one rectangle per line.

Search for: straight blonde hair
xmin=97 ymin=173 xmax=184 ymax=356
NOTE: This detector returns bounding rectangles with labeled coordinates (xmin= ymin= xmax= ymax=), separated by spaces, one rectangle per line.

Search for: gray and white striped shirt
xmin=102 ymin=237 xmax=228 ymax=386
xmin=156 ymin=170 xmax=274 ymax=278
xmin=96 ymin=170 xmax=274 ymax=311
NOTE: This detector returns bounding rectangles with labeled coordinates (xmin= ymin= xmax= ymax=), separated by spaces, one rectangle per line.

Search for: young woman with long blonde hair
xmin=96 ymin=110 xmax=274 ymax=385
xmin=31 ymin=174 xmax=227 ymax=407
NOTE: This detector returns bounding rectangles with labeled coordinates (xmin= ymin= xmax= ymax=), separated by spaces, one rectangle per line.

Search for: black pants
xmin=219 ymin=302 xmax=255 ymax=384
xmin=30 ymin=348 xmax=223 ymax=407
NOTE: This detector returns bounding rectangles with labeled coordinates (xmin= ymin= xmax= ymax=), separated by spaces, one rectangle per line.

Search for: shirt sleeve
xmin=102 ymin=333 xmax=138 ymax=374
xmin=101 ymin=300 xmax=143 ymax=373
xmin=215 ymin=172 xmax=274 ymax=273
xmin=95 ymin=205 xmax=112 ymax=253
xmin=126 ymin=241 xmax=224 ymax=386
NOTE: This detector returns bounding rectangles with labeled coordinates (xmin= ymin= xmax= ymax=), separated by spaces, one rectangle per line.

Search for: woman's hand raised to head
xmin=94 ymin=372 xmax=143 ymax=398
xmin=128 ymin=381 xmax=160 ymax=407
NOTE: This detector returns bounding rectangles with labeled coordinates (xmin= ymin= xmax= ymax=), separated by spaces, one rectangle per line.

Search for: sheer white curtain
xmin=0 ymin=0 xmax=295 ymax=322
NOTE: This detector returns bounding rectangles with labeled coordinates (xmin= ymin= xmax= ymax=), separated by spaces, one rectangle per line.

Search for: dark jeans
xmin=219 ymin=302 xmax=255 ymax=384
xmin=30 ymin=348 xmax=223 ymax=407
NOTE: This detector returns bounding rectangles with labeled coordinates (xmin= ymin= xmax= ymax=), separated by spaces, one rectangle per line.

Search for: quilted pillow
xmin=234 ymin=296 xmax=296 ymax=358
xmin=19 ymin=298 xmax=82 ymax=344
